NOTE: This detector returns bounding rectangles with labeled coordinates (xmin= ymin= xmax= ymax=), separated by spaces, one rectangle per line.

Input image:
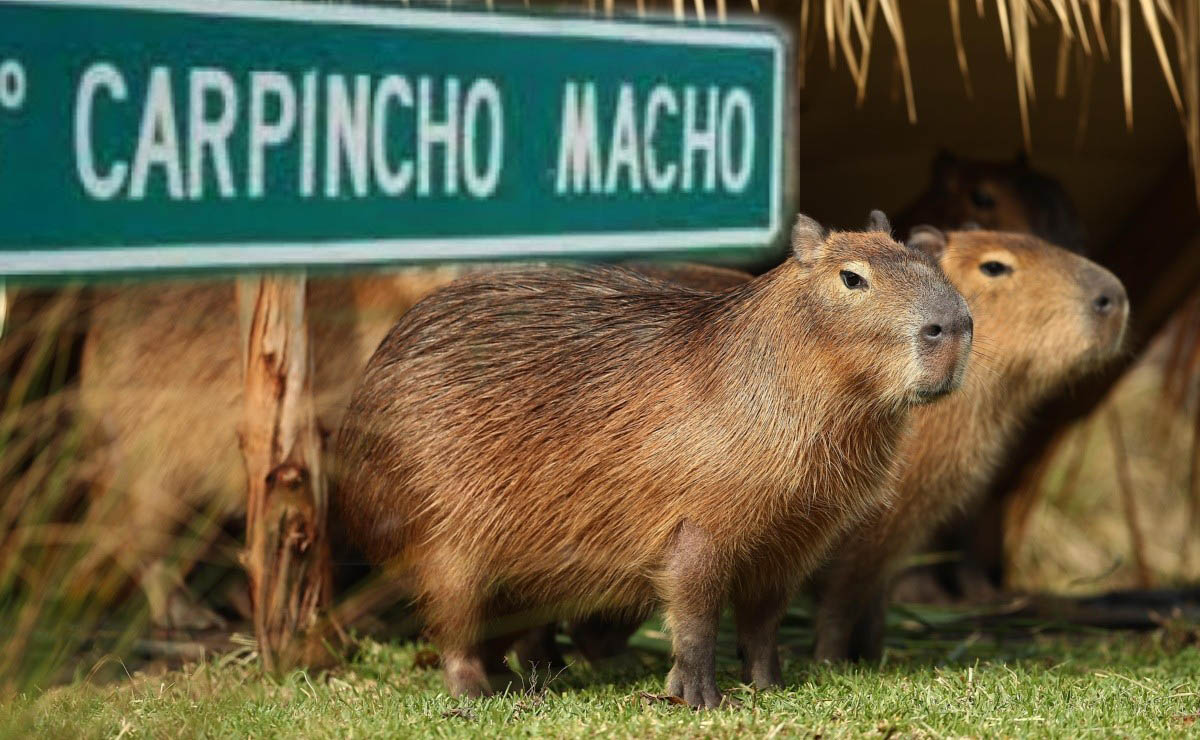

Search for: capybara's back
xmin=333 ymin=213 xmax=974 ymax=705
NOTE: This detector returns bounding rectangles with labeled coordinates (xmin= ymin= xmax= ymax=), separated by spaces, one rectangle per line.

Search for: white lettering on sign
xmin=69 ymin=64 xmax=751 ymax=203
xmin=188 ymin=68 xmax=238 ymax=199
xmin=372 ymin=74 xmax=414 ymax=196
xmin=462 ymin=79 xmax=503 ymax=198
xmin=720 ymin=87 xmax=754 ymax=193
xmin=72 ymin=64 xmax=506 ymax=201
xmin=556 ymin=81 xmax=602 ymax=194
xmin=75 ymin=62 xmax=129 ymax=200
xmin=248 ymin=70 xmax=296 ymax=198
xmin=326 ymin=74 xmax=371 ymax=198
xmin=644 ymin=85 xmax=678 ymax=193
xmin=605 ymin=84 xmax=642 ymax=194
xmin=128 ymin=66 xmax=184 ymax=200
xmin=554 ymin=81 xmax=755 ymax=196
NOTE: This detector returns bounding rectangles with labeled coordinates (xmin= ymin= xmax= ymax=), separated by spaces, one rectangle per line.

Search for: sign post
xmin=0 ymin=0 xmax=787 ymax=670
xmin=237 ymin=274 xmax=332 ymax=672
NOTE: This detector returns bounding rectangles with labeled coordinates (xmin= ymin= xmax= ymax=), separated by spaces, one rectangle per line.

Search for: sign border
xmin=0 ymin=0 xmax=787 ymax=275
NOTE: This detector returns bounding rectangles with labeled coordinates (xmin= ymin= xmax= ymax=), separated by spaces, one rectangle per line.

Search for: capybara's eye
xmin=840 ymin=270 xmax=868 ymax=290
xmin=969 ymin=188 xmax=996 ymax=208
xmin=980 ymin=261 xmax=1013 ymax=277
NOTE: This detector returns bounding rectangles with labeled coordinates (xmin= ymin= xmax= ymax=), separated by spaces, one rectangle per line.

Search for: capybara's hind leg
xmin=422 ymin=570 xmax=492 ymax=698
xmin=568 ymin=614 xmax=641 ymax=664
xmin=480 ymin=633 xmax=522 ymax=694
xmin=662 ymin=520 xmax=727 ymax=709
xmin=511 ymin=624 xmax=566 ymax=673
xmin=733 ymin=585 xmax=786 ymax=689
xmin=843 ymin=589 xmax=887 ymax=663
xmin=813 ymin=575 xmax=887 ymax=663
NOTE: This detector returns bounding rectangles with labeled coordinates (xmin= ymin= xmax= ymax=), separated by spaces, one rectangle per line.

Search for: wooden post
xmin=237 ymin=274 xmax=334 ymax=673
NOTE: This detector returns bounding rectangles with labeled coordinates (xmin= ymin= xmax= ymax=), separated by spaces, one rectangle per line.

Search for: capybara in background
xmin=521 ymin=226 xmax=1127 ymax=671
xmin=332 ymin=212 xmax=973 ymax=706
xmin=77 ymin=261 xmax=751 ymax=629
xmin=896 ymin=150 xmax=1089 ymax=599
xmin=811 ymin=227 xmax=1127 ymax=662
xmin=895 ymin=150 xmax=1086 ymax=252
xmin=78 ymin=268 xmax=468 ymax=629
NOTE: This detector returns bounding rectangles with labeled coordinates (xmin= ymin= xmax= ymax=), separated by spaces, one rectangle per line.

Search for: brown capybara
xmin=522 ymin=226 xmax=1128 ymax=670
xmin=77 ymin=267 xmax=470 ymax=629
xmin=331 ymin=212 xmax=973 ymax=706
xmin=811 ymin=227 xmax=1127 ymax=662
xmin=895 ymin=150 xmax=1086 ymax=252
xmin=895 ymin=150 xmax=1089 ymax=599
xmin=77 ymin=261 xmax=753 ymax=630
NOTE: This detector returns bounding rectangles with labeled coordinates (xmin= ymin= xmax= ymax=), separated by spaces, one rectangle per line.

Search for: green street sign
xmin=0 ymin=0 xmax=786 ymax=277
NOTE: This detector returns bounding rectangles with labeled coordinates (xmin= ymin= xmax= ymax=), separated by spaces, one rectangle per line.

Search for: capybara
xmin=77 ymin=261 xmax=754 ymax=629
xmin=331 ymin=212 xmax=973 ymax=706
xmin=811 ymin=227 xmax=1127 ymax=662
xmin=896 ymin=150 xmax=1090 ymax=599
xmin=524 ymin=226 xmax=1127 ymax=670
xmin=895 ymin=150 xmax=1086 ymax=252
xmin=78 ymin=267 xmax=469 ymax=629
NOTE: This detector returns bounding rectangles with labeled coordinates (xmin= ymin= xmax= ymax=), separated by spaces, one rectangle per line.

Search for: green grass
xmin=3 ymin=624 xmax=1199 ymax=739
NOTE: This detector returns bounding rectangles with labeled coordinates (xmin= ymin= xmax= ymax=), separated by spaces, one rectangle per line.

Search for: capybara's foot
xmin=666 ymin=665 xmax=724 ymax=709
xmin=511 ymin=625 xmax=567 ymax=672
xmin=443 ymin=652 xmax=492 ymax=698
xmin=740 ymin=654 xmax=782 ymax=689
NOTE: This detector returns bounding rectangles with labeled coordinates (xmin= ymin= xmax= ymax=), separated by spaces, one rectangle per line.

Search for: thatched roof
xmin=535 ymin=0 xmax=1198 ymax=206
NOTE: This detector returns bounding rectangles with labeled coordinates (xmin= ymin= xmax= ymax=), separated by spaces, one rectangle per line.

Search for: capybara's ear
xmin=933 ymin=148 xmax=959 ymax=187
xmin=791 ymin=214 xmax=827 ymax=263
xmin=865 ymin=209 xmax=892 ymax=234
xmin=906 ymin=225 xmax=948 ymax=260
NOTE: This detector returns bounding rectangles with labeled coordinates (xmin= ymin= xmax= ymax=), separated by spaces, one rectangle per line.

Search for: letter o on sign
xmin=720 ymin=87 xmax=753 ymax=194
xmin=0 ymin=59 xmax=26 ymax=109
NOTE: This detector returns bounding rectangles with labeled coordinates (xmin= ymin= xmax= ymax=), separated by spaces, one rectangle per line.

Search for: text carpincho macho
xmin=72 ymin=64 xmax=757 ymax=202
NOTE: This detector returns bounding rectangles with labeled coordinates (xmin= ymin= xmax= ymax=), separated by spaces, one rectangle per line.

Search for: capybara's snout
xmin=1081 ymin=263 xmax=1128 ymax=353
xmin=914 ymin=288 xmax=973 ymax=402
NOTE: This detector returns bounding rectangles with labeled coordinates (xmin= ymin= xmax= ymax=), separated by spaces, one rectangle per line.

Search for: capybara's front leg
xmin=733 ymin=585 xmax=787 ymax=689
xmin=663 ymin=520 xmax=727 ymax=709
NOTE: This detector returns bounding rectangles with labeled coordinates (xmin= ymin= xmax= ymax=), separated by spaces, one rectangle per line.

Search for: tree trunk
xmin=237 ymin=274 xmax=335 ymax=673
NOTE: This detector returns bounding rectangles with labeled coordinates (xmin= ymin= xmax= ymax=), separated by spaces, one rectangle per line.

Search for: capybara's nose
xmin=1091 ymin=280 xmax=1127 ymax=317
xmin=920 ymin=308 xmax=972 ymax=351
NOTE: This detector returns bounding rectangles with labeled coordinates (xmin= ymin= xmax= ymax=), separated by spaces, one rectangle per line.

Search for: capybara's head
xmin=908 ymin=227 xmax=1127 ymax=393
xmin=918 ymin=150 xmax=1086 ymax=251
xmin=785 ymin=211 xmax=973 ymax=406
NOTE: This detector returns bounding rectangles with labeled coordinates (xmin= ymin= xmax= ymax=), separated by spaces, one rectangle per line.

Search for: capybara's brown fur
xmin=811 ymin=228 xmax=1127 ymax=662
xmin=332 ymin=213 xmax=973 ymax=706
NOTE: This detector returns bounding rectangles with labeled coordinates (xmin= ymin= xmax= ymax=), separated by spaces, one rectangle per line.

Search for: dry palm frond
xmin=1177 ymin=0 xmax=1200 ymax=206
xmin=951 ymin=0 xmax=974 ymax=96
